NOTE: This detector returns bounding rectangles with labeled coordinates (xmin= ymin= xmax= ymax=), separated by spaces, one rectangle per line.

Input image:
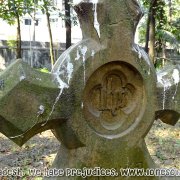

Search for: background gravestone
xmin=156 ymin=63 xmax=180 ymax=125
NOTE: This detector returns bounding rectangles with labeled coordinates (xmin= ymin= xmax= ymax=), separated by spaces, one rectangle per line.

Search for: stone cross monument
xmin=0 ymin=0 xmax=179 ymax=179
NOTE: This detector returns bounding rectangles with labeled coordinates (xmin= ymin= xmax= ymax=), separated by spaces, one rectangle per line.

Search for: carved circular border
xmin=83 ymin=61 xmax=145 ymax=138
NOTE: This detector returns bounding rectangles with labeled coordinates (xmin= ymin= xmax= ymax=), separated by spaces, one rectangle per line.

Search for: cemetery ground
xmin=0 ymin=119 xmax=179 ymax=179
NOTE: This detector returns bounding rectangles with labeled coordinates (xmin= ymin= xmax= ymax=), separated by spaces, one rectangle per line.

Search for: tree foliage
xmin=137 ymin=0 xmax=180 ymax=66
xmin=139 ymin=0 xmax=179 ymax=58
xmin=0 ymin=0 xmax=78 ymax=67
xmin=0 ymin=0 xmax=36 ymax=58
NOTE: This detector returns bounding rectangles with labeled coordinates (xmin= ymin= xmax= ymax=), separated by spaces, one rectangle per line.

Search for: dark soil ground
xmin=0 ymin=119 xmax=179 ymax=180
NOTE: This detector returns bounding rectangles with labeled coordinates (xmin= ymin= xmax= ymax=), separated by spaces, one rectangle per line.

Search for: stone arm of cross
xmin=156 ymin=63 xmax=180 ymax=125
xmin=0 ymin=58 xmax=179 ymax=148
xmin=0 ymin=59 xmax=68 ymax=146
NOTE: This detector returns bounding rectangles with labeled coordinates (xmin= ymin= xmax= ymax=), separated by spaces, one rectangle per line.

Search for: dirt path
xmin=0 ymin=120 xmax=179 ymax=179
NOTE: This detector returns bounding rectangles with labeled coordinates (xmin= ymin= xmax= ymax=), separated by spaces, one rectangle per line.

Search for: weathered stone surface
xmin=0 ymin=0 xmax=179 ymax=179
xmin=0 ymin=59 xmax=67 ymax=146
xmin=48 ymin=0 xmax=158 ymax=179
xmin=156 ymin=63 xmax=180 ymax=125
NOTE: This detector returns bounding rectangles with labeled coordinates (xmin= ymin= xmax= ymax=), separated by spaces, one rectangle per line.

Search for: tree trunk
xmin=65 ymin=0 xmax=71 ymax=49
xmin=147 ymin=0 xmax=157 ymax=64
xmin=33 ymin=10 xmax=36 ymax=41
xmin=145 ymin=12 xmax=150 ymax=53
xmin=16 ymin=13 xmax=21 ymax=59
xmin=162 ymin=41 xmax=166 ymax=66
xmin=149 ymin=11 xmax=156 ymax=64
xmin=168 ymin=0 xmax=172 ymax=23
xmin=46 ymin=11 xmax=55 ymax=69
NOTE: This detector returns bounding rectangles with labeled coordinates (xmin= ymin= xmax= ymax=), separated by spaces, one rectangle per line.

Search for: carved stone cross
xmin=0 ymin=0 xmax=179 ymax=179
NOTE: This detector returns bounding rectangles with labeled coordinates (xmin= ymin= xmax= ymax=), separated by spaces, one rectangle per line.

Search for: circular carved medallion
xmin=83 ymin=61 xmax=145 ymax=137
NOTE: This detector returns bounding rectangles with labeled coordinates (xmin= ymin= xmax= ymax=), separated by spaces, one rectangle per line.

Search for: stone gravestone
xmin=156 ymin=64 xmax=180 ymax=125
xmin=0 ymin=0 xmax=179 ymax=179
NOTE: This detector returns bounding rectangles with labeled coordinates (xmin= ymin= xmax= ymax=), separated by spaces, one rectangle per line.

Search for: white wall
xmin=0 ymin=11 xmax=82 ymax=43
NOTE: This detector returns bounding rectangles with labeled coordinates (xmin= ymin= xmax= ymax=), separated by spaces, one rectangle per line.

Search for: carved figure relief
xmin=90 ymin=72 xmax=135 ymax=117
xmin=84 ymin=62 xmax=144 ymax=135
